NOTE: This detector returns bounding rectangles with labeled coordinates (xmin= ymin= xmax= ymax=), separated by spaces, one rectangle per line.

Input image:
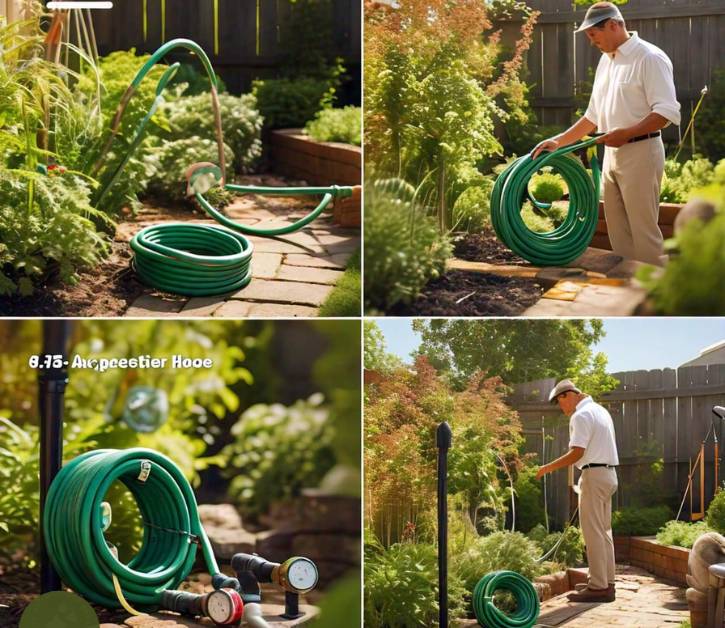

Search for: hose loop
xmin=472 ymin=570 xmax=540 ymax=628
xmin=43 ymin=448 xmax=222 ymax=609
xmin=490 ymin=137 xmax=601 ymax=266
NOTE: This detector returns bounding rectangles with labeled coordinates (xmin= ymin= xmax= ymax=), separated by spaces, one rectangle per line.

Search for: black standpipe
xmin=39 ymin=320 xmax=72 ymax=594
xmin=436 ymin=421 xmax=452 ymax=628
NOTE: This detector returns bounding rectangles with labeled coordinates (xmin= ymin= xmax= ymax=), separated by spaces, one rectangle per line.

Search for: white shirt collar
xmin=610 ymin=31 xmax=638 ymax=59
xmin=576 ymin=396 xmax=593 ymax=411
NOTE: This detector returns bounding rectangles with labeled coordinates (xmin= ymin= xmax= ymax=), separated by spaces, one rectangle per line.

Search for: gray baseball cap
xmin=548 ymin=379 xmax=582 ymax=403
xmin=575 ymin=2 xmax=624 ymax=33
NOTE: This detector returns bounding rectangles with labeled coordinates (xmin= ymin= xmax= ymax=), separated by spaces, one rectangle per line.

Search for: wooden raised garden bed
xmin=591 ymin=202 xmax=684 ymax=251
xmin=614 ymin=536 xmax=689 ymax=586
xmin=268 ymin=129 xmax=361 ymax=227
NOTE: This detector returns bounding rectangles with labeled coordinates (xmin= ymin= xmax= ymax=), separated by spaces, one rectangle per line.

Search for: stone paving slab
xmin=231 ymin=279 xmax=333 ymax=307
xmin=276 ymin=265 xmax=344 ymax=285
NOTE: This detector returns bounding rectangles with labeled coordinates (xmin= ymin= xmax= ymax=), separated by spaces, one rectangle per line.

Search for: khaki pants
xmin=578 ymin=467 xmax=618 ymax=589
xmin=602 ymin=138 xmax=666 ymax=266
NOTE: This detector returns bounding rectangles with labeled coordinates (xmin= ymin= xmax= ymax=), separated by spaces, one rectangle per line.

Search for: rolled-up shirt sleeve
xmin=569 ymin=413 xmax=592 ymax=450
xmin=643 ymin=54 xmax=681 ymax=126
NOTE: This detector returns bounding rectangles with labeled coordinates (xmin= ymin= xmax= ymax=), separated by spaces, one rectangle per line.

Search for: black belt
xmin=627 ymin=131 xmax=660 ymax=144
xmin=581 ymin=463 xmax=616 ymax=469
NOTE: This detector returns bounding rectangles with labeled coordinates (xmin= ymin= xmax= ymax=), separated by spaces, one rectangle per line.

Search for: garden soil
xmin=389 ymin=229 xmax=543 ymax=316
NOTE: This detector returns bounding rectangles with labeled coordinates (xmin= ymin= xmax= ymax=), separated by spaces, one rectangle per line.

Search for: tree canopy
xmin=412 ymin=319 xmax=618 ymax=396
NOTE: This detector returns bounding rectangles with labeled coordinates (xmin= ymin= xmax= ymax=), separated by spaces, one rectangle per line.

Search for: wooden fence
xmin=495 ymin=0 xmax=725 ymax=140
xmin=87 ymin=0 xmax=361 ymax=95
xmin=1 ymin=0 xmax=26 ymax=22
xmin=511 ymin=364 xmax=725 ymax=528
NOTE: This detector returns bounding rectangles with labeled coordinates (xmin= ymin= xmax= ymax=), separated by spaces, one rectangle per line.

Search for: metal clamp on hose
xmin=491 ymin=136 xmax=602 ymax=266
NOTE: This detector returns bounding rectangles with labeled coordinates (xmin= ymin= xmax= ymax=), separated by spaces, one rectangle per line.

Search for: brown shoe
xmin=575 ymin=582 xmax=615 ymax=593
xmin=567 ymin=586 xmax=615 ymax=603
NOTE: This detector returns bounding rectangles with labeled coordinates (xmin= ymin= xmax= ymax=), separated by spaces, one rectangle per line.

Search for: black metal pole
xmin=39 ymin=320 xmax=72 ymax=593
xmin=436 ymin=421 xmax=452 ymax=628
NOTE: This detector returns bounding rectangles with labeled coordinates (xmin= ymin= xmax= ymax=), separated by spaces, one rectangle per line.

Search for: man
xmin=532 ymin=2 xmax=680 ymax=266
xmin=536 ymin=379 xmax=619 ymax=603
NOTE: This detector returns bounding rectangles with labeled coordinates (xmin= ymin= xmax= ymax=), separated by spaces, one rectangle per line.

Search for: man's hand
xmin=531 ymin=138 xmax=561 ymax=159
xmin=596 ymin=127 xmax=632 ymax=147
xmin=535 ymin=465 xmax=548 ymax=480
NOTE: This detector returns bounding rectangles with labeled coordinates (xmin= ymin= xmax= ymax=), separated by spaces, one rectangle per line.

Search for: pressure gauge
xmin=278 ymin=557 xmax=319 ymax=594
xmin=202 ymin=588 xmax=244 ymax=626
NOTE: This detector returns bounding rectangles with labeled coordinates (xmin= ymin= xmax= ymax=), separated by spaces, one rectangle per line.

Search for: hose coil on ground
xmin=130 ymin=223 xmax=253 ymax=296
xmin=490 ymin=137 xmax=601 ymax=266
xmin=43 ymin=448 xmax=221 ymax=609
xmin=472 ymin=570 xmax=540 ymax=628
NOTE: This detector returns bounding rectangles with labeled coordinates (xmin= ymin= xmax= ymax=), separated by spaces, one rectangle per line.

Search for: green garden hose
xmin=130 ymin=223 xmax=253 ymax=296
xmin=472 ymin=570 xmax=540 ymax=628
xmin=491 ymin=137 xmax=601 ymax=266
xmin=43 ymin=448 xmax=224 ymax=609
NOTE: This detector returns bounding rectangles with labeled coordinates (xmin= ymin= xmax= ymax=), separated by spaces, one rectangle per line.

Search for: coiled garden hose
xmin=43 ymin=448 xmax=226 ymax=610
xmin=491 ymin=136 xmax=601 ymax=266
xmin=472 ymin=570 xmax=540 ymax=628
xmin=130 ymin=223 xmax=253 ymax=296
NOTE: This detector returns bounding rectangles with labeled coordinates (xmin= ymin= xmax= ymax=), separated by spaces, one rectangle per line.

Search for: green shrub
xmin=364 ymin=181 xmax=452 ymax=311
xmin=167 ymin=62 xmax=227 ymax=96
xmin=638 ymin=208 xmax=725 ymax=315
xmin=656 ymin=520 xmax=711 ymax=549
xmin=221 ymin=396 xmax=336 ymax=519
xmin=612 ymin=505 xmax=672 ymax=536
xmin=527 ymin=524 xmax=584 ymax=567
xmin=252 ymin=77 xmax=335 ymax=129
xmin=660 ymin=156 xmax=716 ymax=203
xmin=520 ymin=202 xmax=556 ymax=233
xmin=451 ymin=178 xmax=494 ymax=233
xmin=454 ymin=531 xmax=544 ymax=593
xmin=530 ymin=172 xmax=565 ymax=204
xmin=159 ymin=92 xmax=263 ymax=172
xmin=0 ymin=172 xmax=109 ymax=295
xmin=304 ymin=106 xmax=361 ymax=146
xmin=146 ymin=137 xmax=235 ymax=206
xmin=706 ymin=489 xmax=725 ymax=534
xmin=365 ymin=540 xmax=467 ymax=627
xmin=514 ymin=466 xmax=546 ymax=533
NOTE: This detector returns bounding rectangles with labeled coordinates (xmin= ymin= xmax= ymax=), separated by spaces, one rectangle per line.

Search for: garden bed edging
xmin=614 ymin=535 xmax=689 ymax=586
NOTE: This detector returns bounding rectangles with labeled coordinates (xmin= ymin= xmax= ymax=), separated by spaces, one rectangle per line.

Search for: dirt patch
xmin=452 ymin=228 xmax=531 ymax=266
xmin=389 ymin=270 xmax=543 ymax=316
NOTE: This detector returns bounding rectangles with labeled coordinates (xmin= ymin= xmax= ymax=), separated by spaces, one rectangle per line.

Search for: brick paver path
xmin=536 ymin=564 xmax=688 ymax=627
xmin=119 ymin=177 xmax=359 ymax=318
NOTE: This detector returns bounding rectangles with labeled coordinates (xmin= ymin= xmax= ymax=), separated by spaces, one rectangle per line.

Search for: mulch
xmin=388 ymin=229 xmax=543 ymax=316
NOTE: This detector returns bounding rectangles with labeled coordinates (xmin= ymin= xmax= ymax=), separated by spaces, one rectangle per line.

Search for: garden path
xmin=535 ymin=564 xmax=687 ymax=627
xmin=119 ymin=175 xmax=360 ymax=318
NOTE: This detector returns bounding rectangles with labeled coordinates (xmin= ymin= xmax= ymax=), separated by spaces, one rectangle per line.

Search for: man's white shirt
xmin=584 ymin=32 xmax=681 ymax=133
xmin=568 ymin=396 xmax=620 ymax=469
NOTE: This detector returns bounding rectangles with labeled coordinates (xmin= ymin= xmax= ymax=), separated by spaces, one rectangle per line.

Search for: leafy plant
xmin=252 ymin=76 xmax=338 ymax=129
xmin=305 ymin=106 xmax=361 ymax=146
xmin=221 ymin=396 xmax=336 ymax=519
xmin=514 ymin=465 xmax=546 ymax=533
xmin=612 ymin=505 xmax=672 ymax=536
xmin=451 ymin=177 xmax=494 ymax=233
xmin=530 ymin=172 xmax=565 ymax=204
xmin=660 ymin=156 xmax=717 ymax=203
xmin=706 ymin=489 xmax=725 ymax=534
xmin=453 ymin=530 xmax=544 ymax=593
xmin=0 ymin=172 xmax=109 ymax=295
xmin=159 ymin=92 xmax=263 ymax=172
xmin=365 ymin=538 xmax=467 ymax=627
xmin=364 ymin=181 xmax=452 ymax=311
xmin=656 ymin=520 xmax=711 ymax=549
xmin=528 ymin=524 xmax=584 ymax=567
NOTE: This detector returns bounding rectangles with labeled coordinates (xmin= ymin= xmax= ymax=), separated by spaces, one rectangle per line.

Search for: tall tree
xmin=412 ymin=319 xmax=618 ymax=396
